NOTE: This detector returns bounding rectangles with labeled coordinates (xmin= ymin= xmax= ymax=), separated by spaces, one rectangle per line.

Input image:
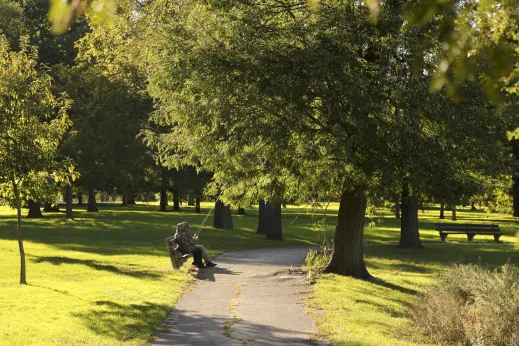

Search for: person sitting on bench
xmin=174 ymin=222 xmax=217 ymax=268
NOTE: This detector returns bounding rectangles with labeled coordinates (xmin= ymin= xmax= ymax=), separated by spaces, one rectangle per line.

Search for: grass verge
xmin=307 ymin=207 xmax=518 ymax=346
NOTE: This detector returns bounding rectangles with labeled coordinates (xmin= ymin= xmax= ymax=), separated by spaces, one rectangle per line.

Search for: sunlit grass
xmin=308 ymin=206 xmax=519 ymax=346
xmin=0 ymin=201 xmax=517 ymax=345
xmin=0 ymin=202 xmax=326 ymax=345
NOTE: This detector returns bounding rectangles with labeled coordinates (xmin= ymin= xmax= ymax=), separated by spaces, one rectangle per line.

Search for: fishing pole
xmin=193 ymin=190 xmax=224 ymax=238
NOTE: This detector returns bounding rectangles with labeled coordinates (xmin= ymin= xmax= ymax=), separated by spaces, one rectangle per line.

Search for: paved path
xmin=152 ymin=247 xmax=327 ymax=346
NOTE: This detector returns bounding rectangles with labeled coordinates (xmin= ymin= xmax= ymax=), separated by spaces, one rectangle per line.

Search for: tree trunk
xmin=395 ymin=198 xmax=400 ymax=219
xmin=27 ymin=200 xmax=43 ymax=218
xmin=127 ymin=193 xmax=136 ymax=205
xmin=471 ymin=202 xmax=477 ymax=211
xmin=15 ymin=196 xmax=27 ymax=285
xmin=451 ymin=204 xmax=457 ymax=221
xmin=188 ymin=196 xmax=195 ymax=206
xmin=87 ymin=185 xmax=98 ymax=212
xmin=159 ymin=186 xmax=168 ymax=212
xmin=440 ymin=203 xmax=445 ymax=219
xmin=122 ymin=195 xmax=127 ymax=206
xmin=264 ymin=202 xmax=283 ymax=240
xmin=195 ymin=194 xmax=201 ymax=213
xmin=257 ymin=199 xmax=266 ymax=234
xmin=238 ymin=207 xmax=246 ymax=215
xmin=172 ymin=189 xmax=180 ymax=211
xmin=77 ymin=192 xmax=83 ymax=205
xmin=65 ymin=185 xmax=73 ymax=220
xmin=325 ymin=190 xmax=371 ymax=278
xmin=43 ymin=201 xmax=60 ymax=212
xmin=214 ymin=200 xmax=233 ymax=229
xmin=399 ymin=184 xmax=423 ymax=249
xmin=514 ymin=175 xmax=519 ymax=217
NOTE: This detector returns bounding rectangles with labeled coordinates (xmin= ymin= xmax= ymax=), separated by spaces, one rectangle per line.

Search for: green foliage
xmin=60 ymin=13 xmax=152 ymax=196
xmin=404 ymin=0 xmax=519 ymax=99
xmin=141 ymin=0 xmax=514 ymax=212
xmin=21 ymin=0 xmax=90 ymax=67
xmin=0 ymin=35 xmax=72 ymax=207
xmin=303 ymin=245 xmax=332 ymax=284
xmin=412 ymin=263 xmax=519 ymax=346
xmin=0 ymin=0 xmax=23 ymax=48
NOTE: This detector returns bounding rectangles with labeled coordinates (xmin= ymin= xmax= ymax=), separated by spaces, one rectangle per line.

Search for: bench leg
xmin=440 ymin=233 xmax=447 ymax=242
xmin=467 ymin=234 xmax=475 ymax=242
xmin=494 ymin=234 xmax=501 ymax=242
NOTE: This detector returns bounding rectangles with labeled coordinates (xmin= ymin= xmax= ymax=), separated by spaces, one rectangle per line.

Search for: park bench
xmin=165 ymin=236 xmax=192 ymax=269
xmin=434 ymin=223 xmax=501 ymax=242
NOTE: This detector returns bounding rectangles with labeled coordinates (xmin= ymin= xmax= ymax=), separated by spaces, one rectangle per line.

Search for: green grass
xmin=308 ymin=206 xmax=519 ymax=346
xmin=0 ymin=202 xmax=517 ymax=345
xmin=0 ymin=202 xmax=326 ymax=345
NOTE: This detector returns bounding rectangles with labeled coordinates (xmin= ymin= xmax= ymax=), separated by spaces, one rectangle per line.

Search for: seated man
xmin=174 ymin=222 xmax=217 ymax=268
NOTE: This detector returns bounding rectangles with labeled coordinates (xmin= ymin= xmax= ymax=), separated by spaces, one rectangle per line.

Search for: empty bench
xmin=434 ymin=223 xmax=501 ymax=242
xmin=165 ymin=236 xmax=192 ymax=269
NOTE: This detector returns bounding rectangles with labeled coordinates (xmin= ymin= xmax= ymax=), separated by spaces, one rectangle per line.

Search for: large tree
xmin=140 ymin=0 xmax=517 ymax=278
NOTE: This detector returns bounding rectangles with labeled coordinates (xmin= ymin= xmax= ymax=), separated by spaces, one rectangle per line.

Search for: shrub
xmin=411 ymin=263 xmax=519 ymax=346
xmin=303 ymin=244 xmax=332 ymax=284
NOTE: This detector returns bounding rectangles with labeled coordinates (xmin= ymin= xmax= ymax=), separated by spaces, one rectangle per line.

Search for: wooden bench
xmin=434 ymin=223 xmax=501 ymax=242
xmin=165 ymin=236 xmax=192 ymax=269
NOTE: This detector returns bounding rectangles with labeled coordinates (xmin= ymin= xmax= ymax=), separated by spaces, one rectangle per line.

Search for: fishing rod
xmin=193 ymin=190 xmax=224 ymax=238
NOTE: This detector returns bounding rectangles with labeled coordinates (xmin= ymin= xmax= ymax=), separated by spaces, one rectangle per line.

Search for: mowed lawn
xmin=309 ymin=206 xmax=519 ymax=346
xmin=0 ymin=202 xmax=517 ymax=345
xmin=0 ymin=202 xmax=325 ymax=345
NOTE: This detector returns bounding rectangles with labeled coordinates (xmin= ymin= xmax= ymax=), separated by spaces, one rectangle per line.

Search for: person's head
xmin=176 ymin=222 xmax=190 ymax=233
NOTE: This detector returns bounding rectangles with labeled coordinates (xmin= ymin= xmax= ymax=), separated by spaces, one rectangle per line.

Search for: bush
xmin=411 ymin=263 xmax=519 ymax=346
xmin=303 ymin=244 xmax=332 ymax=284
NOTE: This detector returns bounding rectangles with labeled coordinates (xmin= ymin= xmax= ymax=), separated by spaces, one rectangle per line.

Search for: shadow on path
xmin=154 ymin=311 xmax=324 ymax=346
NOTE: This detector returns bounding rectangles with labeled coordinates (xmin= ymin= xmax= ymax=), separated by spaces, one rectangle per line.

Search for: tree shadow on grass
xmin=76 ymin=300 xmax=171 ymax=342
xmin=367 ymin=276 xmax=420 ymax=296
xmin=33 ymin=256 xmax=161 ymax=280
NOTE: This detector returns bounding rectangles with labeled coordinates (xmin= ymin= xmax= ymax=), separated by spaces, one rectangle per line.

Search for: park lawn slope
xmin=0 ymin=202 xmax=324 ymax=346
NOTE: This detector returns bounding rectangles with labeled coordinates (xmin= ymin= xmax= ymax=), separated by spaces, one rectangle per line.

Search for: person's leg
xmin=196 ymin=245 xmax=216 ymax=266
xmin=191 ymin=247 xmax=204 ymax=267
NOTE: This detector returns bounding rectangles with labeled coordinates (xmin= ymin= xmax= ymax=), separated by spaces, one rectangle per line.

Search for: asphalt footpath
xmin=152 ymin=247 xmax=328 ymax=346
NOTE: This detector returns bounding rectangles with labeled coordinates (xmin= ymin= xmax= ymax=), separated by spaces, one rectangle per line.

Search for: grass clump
xmin=303 ymin=244 xmax=332 ymax=283
xmin=412 ymin=263 xmax=519 ymax=346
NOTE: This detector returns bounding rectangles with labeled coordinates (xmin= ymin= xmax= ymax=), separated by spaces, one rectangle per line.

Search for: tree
xmin=213 ymin=200 xmax=233 ymax=230
xmin=139 ymin=0 xmax=516 ymax=278
xmin=0 ymin=0 xmax=23 ymax=48
xmin=59 ymin=13 xmax=151 ymax=211
xmin=0 ymin=36 xmax=71 ymax=284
